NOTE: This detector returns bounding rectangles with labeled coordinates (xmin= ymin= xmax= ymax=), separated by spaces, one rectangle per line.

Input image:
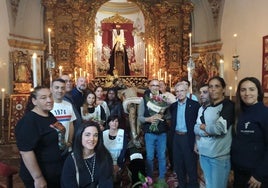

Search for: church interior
xmin=0 ymin=0 xmax=268 ymax=187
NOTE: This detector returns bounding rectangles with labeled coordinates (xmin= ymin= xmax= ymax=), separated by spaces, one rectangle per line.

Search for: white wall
xmin=221 ymin=0 xmax=268 ymax=95
xmin=14 ymin=0 xmax=43 ymax=39
xmin=0 ymin=1 xmax=10 ymax=92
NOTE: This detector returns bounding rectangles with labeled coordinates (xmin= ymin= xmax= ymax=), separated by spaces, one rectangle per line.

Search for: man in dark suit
xmin=170 ymin=82 xmax=200 ymax=188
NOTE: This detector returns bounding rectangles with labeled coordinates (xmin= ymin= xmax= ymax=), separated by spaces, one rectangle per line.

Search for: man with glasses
xmin=61 ymin=74 xmax=82 ymax=133
xmin=138 ymin=79 xmax=169 ymax=186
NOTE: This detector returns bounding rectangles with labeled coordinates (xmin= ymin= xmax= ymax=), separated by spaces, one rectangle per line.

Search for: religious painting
xmin=8 ymin=94 xmax=29 ymax=142
xmin=262 ymin=35 xmax=268 ymax=95
xmin=11 ymin=50 xmax=44 ymax=93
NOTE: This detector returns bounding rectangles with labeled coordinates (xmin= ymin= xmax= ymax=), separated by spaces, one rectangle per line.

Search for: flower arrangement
xmin=131 ymin=172 xmax=152 ymax=188
xmin=146 ymin=93 xmax=170 ymax=132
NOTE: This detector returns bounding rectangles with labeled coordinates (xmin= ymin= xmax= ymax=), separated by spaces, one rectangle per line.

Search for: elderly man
xmin=138 ymin=79 xmax=169 ymax=186
xmin=170 ymin=82 xmax=200 ymax=188
xmin=71 ymin=77 xmax=87 ymax=115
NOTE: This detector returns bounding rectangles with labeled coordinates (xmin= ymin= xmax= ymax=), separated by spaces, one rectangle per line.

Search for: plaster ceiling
xmin=98 ymin=0 xmax=140 ymax=15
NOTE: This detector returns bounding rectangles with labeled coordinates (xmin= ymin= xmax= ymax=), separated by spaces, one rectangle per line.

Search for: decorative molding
xmin=8 ymin=39 xmax=46 ymax=51
xmin=208 ymin=0 xmax=222 ymax=24
xmin=10 ymin=0 xmax=20 ymax=26
xmin=101 ymin=13 xmax=134 ymax=24
xmin=193 ymin=42 xmax=223 ymax=53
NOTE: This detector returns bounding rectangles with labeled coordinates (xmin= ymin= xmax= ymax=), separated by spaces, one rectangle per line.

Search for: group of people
xmin=14 ymin=75 xmax=268 ymax=188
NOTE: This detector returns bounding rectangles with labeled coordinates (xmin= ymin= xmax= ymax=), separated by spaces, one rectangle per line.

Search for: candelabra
xmin=232 ymin=55 xmax=240 ymax=71
xmin=232 ymin=55 xmax=240 ymax=96
xmin=187 ymin=56 xmax=195 ymax=93
xmin=46 ymin=54 xmax=55 ymax=87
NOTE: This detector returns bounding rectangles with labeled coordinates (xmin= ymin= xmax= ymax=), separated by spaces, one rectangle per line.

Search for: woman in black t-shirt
xmin=15 ymin=86 xmax=64 ymax=188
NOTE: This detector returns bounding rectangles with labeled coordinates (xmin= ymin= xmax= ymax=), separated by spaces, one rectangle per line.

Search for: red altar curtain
xmin=101 ymin=23 xmax=134 ymax=48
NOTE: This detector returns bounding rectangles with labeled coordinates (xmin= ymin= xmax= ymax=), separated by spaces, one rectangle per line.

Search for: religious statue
xmin=107 ymin=28 xmax=130 ymax=76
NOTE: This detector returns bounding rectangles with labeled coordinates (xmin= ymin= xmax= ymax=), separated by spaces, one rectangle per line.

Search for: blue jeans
xmin=200 ymin=155 xmax=230 ymax=188
xmin=144 ymin=133 xmax=167 ymax=179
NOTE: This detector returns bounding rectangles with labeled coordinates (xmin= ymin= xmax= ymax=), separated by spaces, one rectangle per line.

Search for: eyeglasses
xmin=150 ymin=84 xmax=159 ymax=87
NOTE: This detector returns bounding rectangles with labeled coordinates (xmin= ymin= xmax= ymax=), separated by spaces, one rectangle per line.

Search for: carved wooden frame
xmin=8 ymin=94 xmax=29 ymax=143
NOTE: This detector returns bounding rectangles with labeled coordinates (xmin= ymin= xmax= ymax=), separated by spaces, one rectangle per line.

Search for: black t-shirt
xmin=15 ymin=111 xmax=63 ymax=181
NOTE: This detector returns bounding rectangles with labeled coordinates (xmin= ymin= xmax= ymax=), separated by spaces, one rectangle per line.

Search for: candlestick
xmin=48 ymin=28 xmax=52 ymax=54
xmin=32 ymin=53 xmax=38 ymax=88
xmin=187 ymin=67 xmax=191 ymax=82
xmin=219 ymin=59 xmax=224 ymax=78
xmin=59 ymin=66 xmax=63 ymax=77
xmin=1 ymin=88 xmax=5 ymax=117
xmin=169 ymin=74 xmax=172 ymax=89
xmin=229 ymin=86 xmax=232 ymax=100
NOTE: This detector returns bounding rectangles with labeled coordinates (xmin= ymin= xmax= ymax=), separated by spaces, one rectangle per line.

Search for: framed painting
xmin=262 ymin=35 xmax=268 ymax=95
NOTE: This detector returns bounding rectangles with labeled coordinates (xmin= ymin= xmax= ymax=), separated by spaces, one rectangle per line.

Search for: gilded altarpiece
xmin=42 ymin=0 xmax=193 ymax=85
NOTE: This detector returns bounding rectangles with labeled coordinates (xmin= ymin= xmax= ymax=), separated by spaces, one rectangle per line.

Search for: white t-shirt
xmin=51 ymin=100 xmax=76 ymax=142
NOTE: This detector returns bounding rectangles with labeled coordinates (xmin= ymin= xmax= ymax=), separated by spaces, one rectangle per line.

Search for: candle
xmin=164 ymin=71 xmax=167 ymax=83
xmin=169 ymin=74 xmax=172 ymax=89
xmin=83 ymin=71 xmax=86 ymax=77
xmin=87 ymin=73 xmax=90 ymax=83
xmin=59 ymin=66 xmax=63 ymax=76
xmin=79 ymin=68 xmax=82 ymax=77
xmin=189 ymin=33 xmax=192 ymax=56
xmin=1 ymin=88 xmax=5 ymax=116
xmin=159 ymin=69 xmax=162 ymax=80
xmin=48 ymin=28 xmax=52 ymax=54
xmin=145 ymin=48 xmax=148 ymax=64
xmin=32 ymin=53 xmax=38 ymax=88
xmin=74 ymin=71 xmax=77 ymax=81
xmin=229 ymin=86 xmax=233 ymax=100
xmin=219 ymin=59 xmax=224 ymax=78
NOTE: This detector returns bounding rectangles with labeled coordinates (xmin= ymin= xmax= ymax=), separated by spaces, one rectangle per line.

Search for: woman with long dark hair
xmin=61 ymin=121 xmax=113 ymax=188
xmin=194 ymin=76 xmax=235 ymax=188
xmin=231 ymin=77 xmax=268 ymax=188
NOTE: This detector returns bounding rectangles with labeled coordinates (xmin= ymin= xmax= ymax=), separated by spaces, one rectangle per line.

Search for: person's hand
xmin=113 ymin=165 xmax=120 ymax=174
xmin=194 ymin=143 xmax=199 ymax=154
xmin=200 ymin=123 xmax=206 ymax=131
xmin=34 ymin=176 xmax=47 ymax=188
xmin=99 ymin=123 xmax=104 ymax=131
xmin=248 ymin=176 xmax=262 ymax=188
